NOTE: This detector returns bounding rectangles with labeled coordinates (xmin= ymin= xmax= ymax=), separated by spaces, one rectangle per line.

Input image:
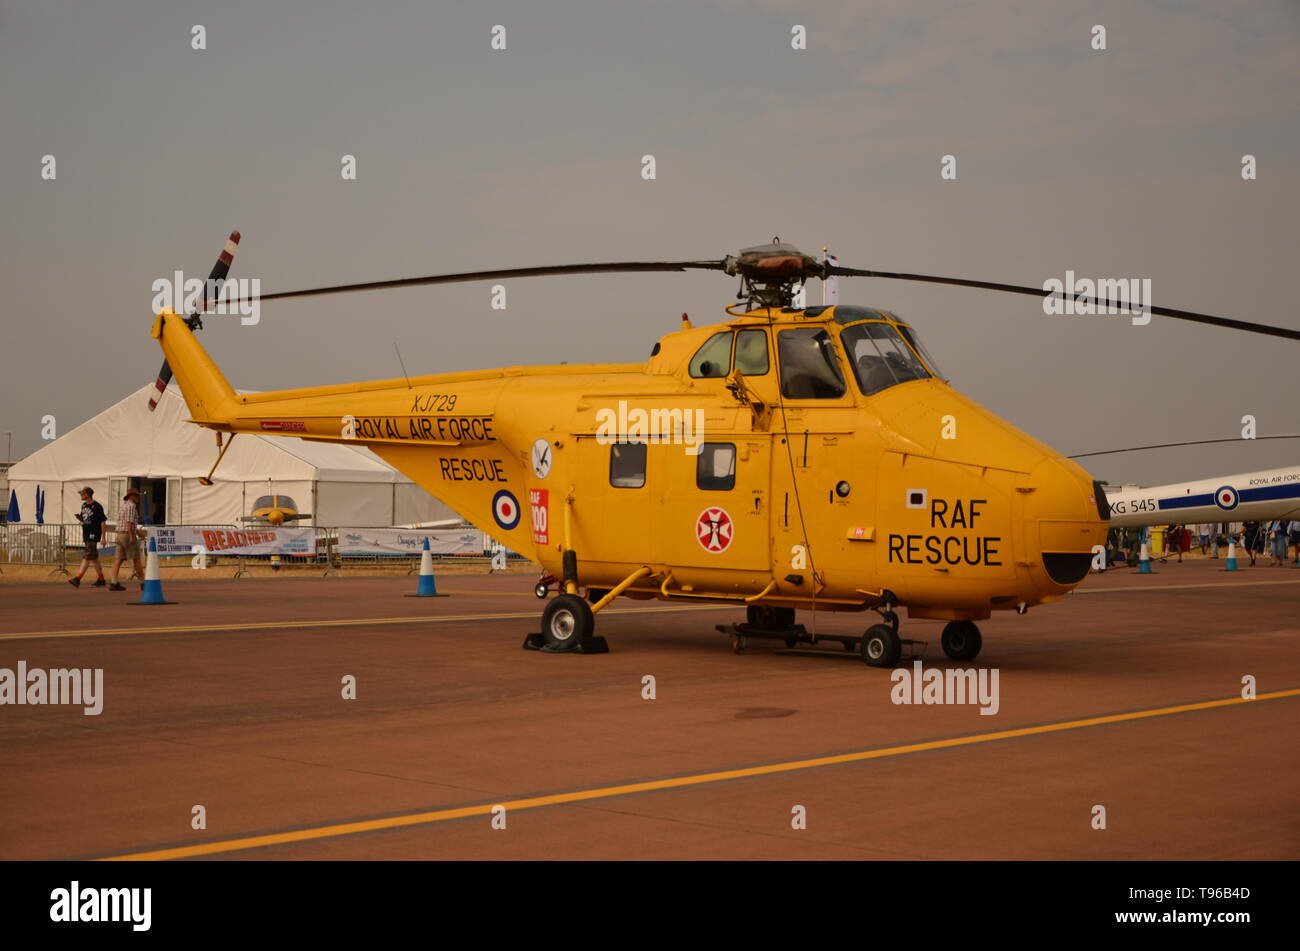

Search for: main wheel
xmin=541 ymin=594 xmax=593 ymax=651
xmin=941 ymin=620 xmax=982 ymax=661
xmin=746 ymin=605 xmax=795 ymax=631
xmin=860 ymin=623 xmax=902 ymax=667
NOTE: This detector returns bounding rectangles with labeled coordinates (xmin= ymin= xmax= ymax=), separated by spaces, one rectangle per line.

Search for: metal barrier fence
xmin=0 ymin=523 xmax=528 ymax=578
xmin=0 ymin=523 xmax=72 ymax=574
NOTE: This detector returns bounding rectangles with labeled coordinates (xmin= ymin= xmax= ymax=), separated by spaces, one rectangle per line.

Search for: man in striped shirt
xmin=108 ymin=488 xmax=145 ymax=591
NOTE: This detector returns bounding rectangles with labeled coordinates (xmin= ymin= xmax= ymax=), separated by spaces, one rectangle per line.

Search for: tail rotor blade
xmin=190 ymin=230 xmax=241 ymax=317
xmin=147 ymin=361 xmax=173 ymax=412
xmin=150 ymin=231 xmax=240 ymax=411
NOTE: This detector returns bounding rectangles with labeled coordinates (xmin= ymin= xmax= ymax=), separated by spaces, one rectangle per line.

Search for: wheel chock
xmin=521 ymin=632 xmax=609 ymax=653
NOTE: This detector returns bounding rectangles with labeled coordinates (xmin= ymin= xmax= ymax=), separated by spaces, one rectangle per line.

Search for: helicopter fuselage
xmin=155 ymin=303 xmax=1108 ymax=621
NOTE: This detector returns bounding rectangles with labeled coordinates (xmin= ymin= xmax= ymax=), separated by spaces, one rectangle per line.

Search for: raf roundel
xmin=1213 ymin=485 xmax=1239 ymax=511
xmin=696 ymin=507 xmax=734 ymax=553
xmin=492 ymin=489 xmax=521 ymax=530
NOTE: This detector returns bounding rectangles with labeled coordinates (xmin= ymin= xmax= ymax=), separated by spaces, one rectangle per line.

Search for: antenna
xmin=393 ymin=341 xmax=413 ymax=389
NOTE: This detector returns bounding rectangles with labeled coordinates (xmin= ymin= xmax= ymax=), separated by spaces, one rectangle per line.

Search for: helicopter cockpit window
xmin=733 ymin=329 xmax=769 ymax=375
xmin=252 ymin=495 xmax=297 ymax=511
xmin=841 ymin=322 xmax=931 ymax=396
xmin=895 ymin=322 xmax=945 ymax=380
xmin=609 ymin=442 xmax=647 ymax=489
xmin=777 ymin=328 xmax=846 ymax=399
xmin=696 ymin=443 xmax=736 ymax=491
xmin=688 ymin=332 xmax=733 ymax=378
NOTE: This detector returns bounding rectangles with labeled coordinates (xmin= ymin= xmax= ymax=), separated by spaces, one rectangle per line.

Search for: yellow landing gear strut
xmin=523 ymin=493 xmax=651 ymax=655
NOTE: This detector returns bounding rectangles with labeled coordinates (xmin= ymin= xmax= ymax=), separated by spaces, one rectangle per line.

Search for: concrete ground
xmin=1 ymin=557 xmax=1296 ymax=860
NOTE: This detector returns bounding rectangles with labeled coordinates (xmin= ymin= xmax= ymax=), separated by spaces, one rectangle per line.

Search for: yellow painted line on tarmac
xmin=0 ymin=603 xmax=732 ymax=642
xmin=1076 ymin=578 xmax=1300 ymax=594
xmin=100 ymin=687 xmax=1300 ymax=861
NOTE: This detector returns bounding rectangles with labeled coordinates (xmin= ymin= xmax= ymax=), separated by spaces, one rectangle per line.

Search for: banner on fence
xmin=147 ymin=525 xmax=316 ymax=556
xmin=336 ymin=528 xmax=484 ymax=556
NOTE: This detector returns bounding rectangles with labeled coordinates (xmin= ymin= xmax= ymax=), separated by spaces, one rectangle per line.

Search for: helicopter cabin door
xmin=649 ymin=436 xmax=771 ymax=574
xmin=575 ymin=435 xmax=654 ymax=570
xmin=649 ymin=326 xmax=774 ymax=575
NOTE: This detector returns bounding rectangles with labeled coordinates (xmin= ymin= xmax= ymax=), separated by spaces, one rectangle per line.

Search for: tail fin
xmin=150 ymin=310 xmax=237 ymax=424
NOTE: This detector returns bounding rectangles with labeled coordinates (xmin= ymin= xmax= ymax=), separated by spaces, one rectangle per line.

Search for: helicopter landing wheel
xmin=860 ymin=624 xmax=902 ymax=668
xmin=541 ymin=594 xmax=593 ymax=652
xmin=732 ymin=635 xmax=746 ymax=654
xmin=534 ymin=582 xmax=549 ymax=599
xmin=941 ymin=621 xmax=982 ymax=661
xmin=746 ymin=605 xmax=795 ymax=631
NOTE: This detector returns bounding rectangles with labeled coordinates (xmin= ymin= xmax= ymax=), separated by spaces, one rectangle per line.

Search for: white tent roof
xmin=10 ymin=384 xmax=413 ymax=485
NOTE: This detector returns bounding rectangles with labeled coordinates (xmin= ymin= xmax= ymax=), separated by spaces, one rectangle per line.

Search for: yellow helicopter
xmin=147 ymin=235 xmax=1299 ymax=665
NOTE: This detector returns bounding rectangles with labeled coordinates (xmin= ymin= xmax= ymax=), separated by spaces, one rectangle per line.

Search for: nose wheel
xmin=860 ymin=624 xmax=902 ymax=667
xmin=941 ymin=620 xmax=982 ymax=661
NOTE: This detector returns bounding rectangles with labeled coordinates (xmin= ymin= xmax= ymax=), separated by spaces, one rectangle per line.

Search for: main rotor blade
xmin=829 ymin=266 xmax=1300 ymax=341
xmin=251 ymin=261 xmax=729 ymax=305
xmin=1068 ymin=434 xmax=1300 ymax=459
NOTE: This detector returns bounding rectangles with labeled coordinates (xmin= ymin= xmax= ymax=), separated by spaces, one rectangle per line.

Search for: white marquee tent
xmin=6 ymin=384 xmax=455 ymax=526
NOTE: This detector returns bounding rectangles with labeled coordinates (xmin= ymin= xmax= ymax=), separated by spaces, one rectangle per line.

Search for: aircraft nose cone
xmin=1024 ymin=457 xmax=1109 ymax=587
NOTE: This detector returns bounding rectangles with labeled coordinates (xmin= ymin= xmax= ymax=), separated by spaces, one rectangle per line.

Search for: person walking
xmin=1163 ymin=523 xmax=1184 ymax=563
xmin=1290 ymin=518 xmax=1300 ymax=566
xmin=68 ymin=486 xmax=107 ymax=587
xmin=108 ymin=488 xmax=146 ymax=591
xmin=1242 ymin=520 xmax=1262 ymax=568
xmin=1268 ymin=518 xmax=1288 ymax=567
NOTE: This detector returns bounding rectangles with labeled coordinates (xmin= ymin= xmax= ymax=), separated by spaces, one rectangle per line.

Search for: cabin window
xmin=841 ymin=322 xmax=931 ymax=396
xmin=895 ymin=321 xmax=945 ymax=380
xmin=777 ymin=328 xmax=846 ymax=399
xmin=734 ymin=329 xmax=770 ymax=375
xmin=252 ymin=495 xmax=298 ymax=511
xmin=609 ymin=442 xmax=647 ymax=488
xmin=688 ymin=332 xmax=733 ymax=378
xmin=696 ymin=443 xmax=736 ymax=491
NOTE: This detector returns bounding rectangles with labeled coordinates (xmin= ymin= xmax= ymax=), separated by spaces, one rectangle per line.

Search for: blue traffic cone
xmin=1224 ymin=541 xmax=1238 ymax=572
xmin=407 ymin=537 xmax=448 ymax=597
xmin=1138 ymin=542 xmax=1153 ymax=574
xmin=136 ymin=536 xmax=175 ymax=605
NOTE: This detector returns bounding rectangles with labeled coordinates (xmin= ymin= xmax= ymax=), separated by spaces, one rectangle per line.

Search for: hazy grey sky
xmin=2 ymin=0 xmax=1297 ymax=485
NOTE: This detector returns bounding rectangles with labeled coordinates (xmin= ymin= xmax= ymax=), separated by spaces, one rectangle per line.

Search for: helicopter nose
xmin=1023 ymin=457 xmax=1109 ymax=588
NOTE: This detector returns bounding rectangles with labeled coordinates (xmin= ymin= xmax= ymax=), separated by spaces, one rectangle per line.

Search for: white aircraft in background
xmin=1103 ymin=465 xmax=1300 ymax=527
